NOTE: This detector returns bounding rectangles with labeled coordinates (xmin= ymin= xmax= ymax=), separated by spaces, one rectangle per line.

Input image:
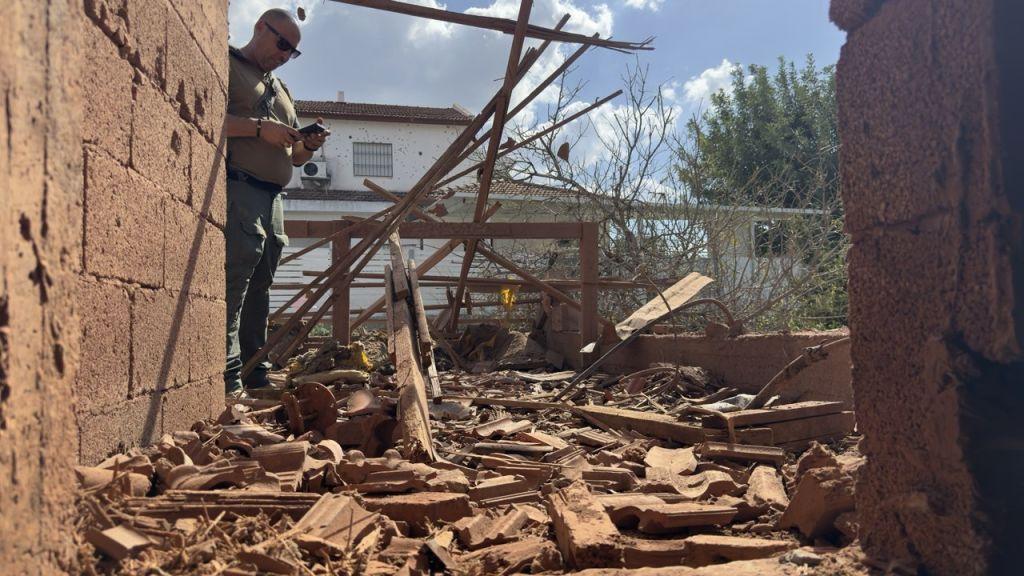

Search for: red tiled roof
xmin=441 ymin=180 xmax=579 ymax=199
xmin=295 ymin=100 xmax=474 ymax=126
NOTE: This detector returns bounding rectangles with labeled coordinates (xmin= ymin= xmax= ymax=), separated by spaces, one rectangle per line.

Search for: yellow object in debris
xmin=500 ymin=286 xmax=517 ymax=310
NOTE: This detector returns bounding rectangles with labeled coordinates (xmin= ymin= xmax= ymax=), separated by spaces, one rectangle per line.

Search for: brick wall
xmin=832 ymin=0 xmax=1024 ymax=573
xmin=1 ymin=0 xmax=226 ymax=568
xmin=77 ymin=0 xmax=228 ymax=464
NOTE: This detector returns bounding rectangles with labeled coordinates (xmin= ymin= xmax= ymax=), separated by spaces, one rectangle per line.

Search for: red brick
xmin=190 ymin=129 xmax=227 ymax=228
xmin=162 ymin=377 xmax=222 ymax=434
xmin=166 ymin=13 xmax=225 ymax=142
xmin=79 ymin=395 xmax=163 ymax=465
xmin=163 ymin=198 xmax=225 ymax=298
xmin=188 ymin=296 xmax=225 ymax=384
xmin=83 ymin=148 xmax=163 ymax=286
xmin=131 ymin=288 xmax=189 ymax=395
xmin=82 ymin=23 xmax=133 ymax=164
xmin=125 ymin=0 xmax=166 ymax=87
xmin=75 ymin=277 xmax=131 ymax=413
xmin=131 ymin=81 xmax=190 ymax=202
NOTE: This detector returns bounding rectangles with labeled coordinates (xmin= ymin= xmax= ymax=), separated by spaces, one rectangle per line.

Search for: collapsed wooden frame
xmin=240 ymin=0 xmax=651 ymax=379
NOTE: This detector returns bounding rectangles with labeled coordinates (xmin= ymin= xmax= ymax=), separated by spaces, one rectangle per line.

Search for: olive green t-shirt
xmin=226 ymin=46 xmax=299 ymax=187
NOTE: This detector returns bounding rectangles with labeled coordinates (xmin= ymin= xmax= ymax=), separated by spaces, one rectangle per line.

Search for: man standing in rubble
xmin=223 ymin=8 xmax=329 ymax=398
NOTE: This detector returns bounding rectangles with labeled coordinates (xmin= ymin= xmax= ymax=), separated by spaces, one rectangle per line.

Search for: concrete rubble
xmin=70 ymin=332 xmax=871 ymax=574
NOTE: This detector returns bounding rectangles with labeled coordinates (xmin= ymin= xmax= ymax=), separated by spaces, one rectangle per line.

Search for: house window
xmin=353 ymin=142 xmax=393 ymax=177
xmin=753 ymin=220 xmax=788 ymax=257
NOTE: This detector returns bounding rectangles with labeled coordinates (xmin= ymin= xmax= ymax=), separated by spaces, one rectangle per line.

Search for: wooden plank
xmin=383 ymin=267 xmax=396 ymax=363
xmin=702 ymin=427 xmax=774 ymax=445
xmin=407 ymin=261 xmax=434 ymax=364
xmin=698 ymin=442 xmax=787 ymax=466
xmin=761 ymin=411 xmax=855 ymax=446
xmin=387 ymin=232 xmax=411 ymax=300
xmin=579 ymin=221 xmax=599 ymax=362
xmin=701 ymin=401 xmax=845 ymax=429
xmin=387 ymin=261 xmax=437 ymax=463
xmin=615 ymin=272 xmax=713 ymax=340
xmin=330 ymin=231 xmax=351 ymax=343
xmin=574 ymin=405 xmax=705 ymax=444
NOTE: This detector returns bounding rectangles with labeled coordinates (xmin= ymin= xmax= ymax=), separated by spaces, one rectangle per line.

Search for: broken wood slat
xmin=698 ymin=442 xmax=787 ymax=466
xmin=574 ymin=405 xmax=705 ymax=444
xmin=762 ymin=411 xmax=856 ymax=446
xmin=701 ymin=400 xmax=845 ymax=429
xmin=327 ymin=0 xmax=653 ymax=51
xmin=702 ymin=427 xmax=774 ymax=445
xmin=388 ymin=235 xmax=411 ymax=300
xmin=384 ymin=267 xmax=397 ymax=363
xmin=386 ymin=236 xmax=437 ymax=463
xmin=445 ymin=396 xmax=567 ymax=411
xmin=85 ymin=525 xmax=154 ymax=560
xmin=407 ymin=261 xmax=434 ymax=365
xmin=545 ymin=481 xmax=623 ymax=569
xmin=614 ymin=272 xmax=713 ymax=340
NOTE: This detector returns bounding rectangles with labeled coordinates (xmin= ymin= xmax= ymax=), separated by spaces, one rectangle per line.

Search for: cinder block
xmin=162 ymin=377 xmax=223 ymax=435
xmin=163 ymin=198 xmax=225 ymax=298
xmin=189 ymin=296 xmax=226 ymax=384
xmin=83 ymin=148 xmax=163 ymax=287
xmin=84 ymin=0 xmax=128 ymax=45
xmin=82 ymin=23 xmax=133 ymax=164
xmin=166 ymin=13 xmax=225 ymax=142
xmin=168 ymin=0 xmax=229 ymax=88
xmin=131 ymin=288 xmax=189 ymax=396
xmin=125 ymin=0 xmax=166 ymax=88
xmin=131 ymin=81 xmax=190 ymax=202
xmin=79 ymin=394 xmax=163 ymax=465
xmin=75 ymin=276 xmax=132 ymax=414
xmin=191 ymin=129 xmax=227 ymax=228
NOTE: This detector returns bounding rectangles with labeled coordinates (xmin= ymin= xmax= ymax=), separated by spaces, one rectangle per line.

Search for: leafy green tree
xmin=680 ymin=56 xmax=838 ymax=209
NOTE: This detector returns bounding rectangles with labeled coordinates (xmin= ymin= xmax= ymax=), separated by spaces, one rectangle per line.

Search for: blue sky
xmin=228 ymin=0 xmax=844 ymax=160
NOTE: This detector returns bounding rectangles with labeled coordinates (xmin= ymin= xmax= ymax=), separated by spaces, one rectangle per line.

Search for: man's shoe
xmin=243 ymin=372 xmax=272 ymax=390
xmin=226 ymin=388 xmax=250 ymax=401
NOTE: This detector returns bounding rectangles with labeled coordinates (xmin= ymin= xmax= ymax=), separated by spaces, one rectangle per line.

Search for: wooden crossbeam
xmin=328 ymin=0 xmax=653 ymax=51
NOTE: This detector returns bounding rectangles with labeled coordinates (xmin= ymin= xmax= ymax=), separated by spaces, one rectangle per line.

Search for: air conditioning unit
xmin=300 ymin=161 xmax=329 ymax=180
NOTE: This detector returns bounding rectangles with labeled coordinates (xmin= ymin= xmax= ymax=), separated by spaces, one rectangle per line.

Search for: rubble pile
xmin=73 ymin=347 xmax=867 ymax=575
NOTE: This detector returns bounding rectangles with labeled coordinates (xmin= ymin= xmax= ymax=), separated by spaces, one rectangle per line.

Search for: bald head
xmin=244 ymin=7 xmax=302 ymax=72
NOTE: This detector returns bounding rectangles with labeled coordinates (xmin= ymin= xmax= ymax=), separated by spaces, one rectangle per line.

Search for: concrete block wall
xmin=1 ymin=0 xmax=227 ymax=569
xmin=76 ymin=0 xmax=228 ymax=464
xmin=832 ymin=0 xmax=1024 ymax=573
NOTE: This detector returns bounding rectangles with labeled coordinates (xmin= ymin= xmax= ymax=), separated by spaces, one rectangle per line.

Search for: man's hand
xmin=260 ymin=119 xmax=300 ymax=148
xmin=301 ymin=129 xmax=329 ymax=151
xmin=301 ymin=116 xmax=331 ymax=151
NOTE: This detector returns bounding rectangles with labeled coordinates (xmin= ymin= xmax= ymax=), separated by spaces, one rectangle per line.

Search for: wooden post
xmin=580 ymin=222 xmax=599 ymax=364
xmin=331 ymin=231 xmax=351 ymax=344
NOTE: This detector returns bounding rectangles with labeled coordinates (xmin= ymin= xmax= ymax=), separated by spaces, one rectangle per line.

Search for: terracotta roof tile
xmin=441 ymin=180 xmax=578 ymax=199
xmin=295 ymin=100 xmax=474 ymax=126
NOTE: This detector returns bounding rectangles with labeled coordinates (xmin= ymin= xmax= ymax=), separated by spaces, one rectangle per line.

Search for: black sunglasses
xmin=264 ymin=21 xmax=301 ymax=60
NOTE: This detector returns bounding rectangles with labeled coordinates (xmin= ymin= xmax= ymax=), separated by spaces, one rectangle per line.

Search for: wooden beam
xmin=386 ymin=233 xmax=437 ymax=462
xmin=573 ymin=405 xmax=705 ymax=445
xmin=451 ymin=0 xmax=535 ymax=333
xmin=579 ymin=221 xmax=599 ymax=362
xmin=330 ymin=230 xmax=351 ymax=343
xmin=328 ymin=0 xmax=653 ymax=51
xmin=700 ymin=401 xmax=845 ymax=429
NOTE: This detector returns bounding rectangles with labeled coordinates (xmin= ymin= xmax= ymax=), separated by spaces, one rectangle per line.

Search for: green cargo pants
xmin=224 ymin=177 xmax=288 ymax=393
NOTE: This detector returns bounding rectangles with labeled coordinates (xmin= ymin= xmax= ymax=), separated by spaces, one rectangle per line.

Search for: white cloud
xmin=228 ymin=1 xmax=318 ymax=45
xmin=621 ymin=0 xmax=664 ymax=11
xmin=682 ymin=59 xmax=737 ymax=104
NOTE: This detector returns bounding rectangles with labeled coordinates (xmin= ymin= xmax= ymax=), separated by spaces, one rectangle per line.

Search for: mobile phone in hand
xmin=298 ymin=122 xmax=327 ymax=135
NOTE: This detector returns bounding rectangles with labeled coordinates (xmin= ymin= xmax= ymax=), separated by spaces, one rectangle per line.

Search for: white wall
xmin=286 ymin=116 xmax=476 ymax=191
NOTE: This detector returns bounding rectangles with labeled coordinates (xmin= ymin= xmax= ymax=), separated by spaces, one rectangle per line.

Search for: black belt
xmin=227 ymin=168 xmax=283 ymax=194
